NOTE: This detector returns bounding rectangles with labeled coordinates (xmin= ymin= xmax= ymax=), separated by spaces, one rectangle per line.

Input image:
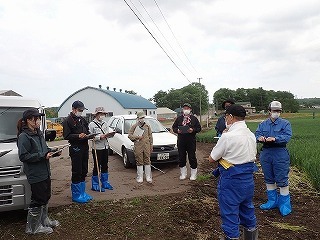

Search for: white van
xmin=0 ymin=96 xmax=46 ymax=212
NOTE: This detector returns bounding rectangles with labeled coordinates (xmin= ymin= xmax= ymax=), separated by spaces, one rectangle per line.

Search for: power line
xmin=123 ymin=0 xmax=192 ymax=83
xmin=138 ymin=0 xmax=194 ymax=76
xmin=129 ymin=0 xmax=169 ymax=55
xmin=153 ymin=0 xmax=199 ymax=76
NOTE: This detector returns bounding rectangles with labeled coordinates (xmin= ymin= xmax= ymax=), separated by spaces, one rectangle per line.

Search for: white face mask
xmin=75 ymin=111 xmax=82 ymax=117
xmin=98 ymin=115 xmax=105 ymax=121
xmin=271 ymin=112 xmax=280 ymax=119
xmin=138 ymin=118 xmax=145 ymax=124
xmin=183 ymin=109 xmax=191 ymax=115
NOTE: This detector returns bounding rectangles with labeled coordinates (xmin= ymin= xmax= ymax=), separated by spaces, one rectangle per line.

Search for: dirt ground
xmin=47 ymin=140 xmax=191 ymax=206
xmin=0 ymin=142 xmax=319 ymax=240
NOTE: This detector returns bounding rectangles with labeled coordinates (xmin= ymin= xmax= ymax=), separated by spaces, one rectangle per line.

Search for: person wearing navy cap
xmin=63 ymin=100 xmax=93 ymax=203
xmin=209 ymin=104 xmax=258 ymax=240
xmin=17 ymin=108 xmax=59 ymax=234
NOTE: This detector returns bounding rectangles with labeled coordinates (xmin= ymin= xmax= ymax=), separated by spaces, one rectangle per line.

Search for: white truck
xmin=0 ymin=96 xmax=46 ymax=212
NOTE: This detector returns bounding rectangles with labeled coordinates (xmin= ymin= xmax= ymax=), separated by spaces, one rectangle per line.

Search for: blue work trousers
xmin=217 ymin=163 xmax=257 ymax=239
xmin=259 ymin=147 xmax=290 ymax=187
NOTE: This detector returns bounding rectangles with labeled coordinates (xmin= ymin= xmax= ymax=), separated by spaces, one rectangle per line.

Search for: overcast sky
xmin=0 ymin=0 xmax=319 ymax=107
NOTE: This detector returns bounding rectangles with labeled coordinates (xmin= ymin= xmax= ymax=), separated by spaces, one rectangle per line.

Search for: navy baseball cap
xmin=72 ymin=100 xmax=87 ymax=110
xmin=226 ymin=104 xmax=246 ymax=118
xmin=23 ymin=108 xmax=45 ymax=120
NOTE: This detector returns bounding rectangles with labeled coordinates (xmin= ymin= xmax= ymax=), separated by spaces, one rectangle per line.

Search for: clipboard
xmin=86 ymin=133 xmax=99 ymax=139
xmin=178 ymin=125 xmax=189 ymax=134
xmin=51 ymin=149 xmax=62 ymax=157
xmin=133 ymin=126 xmax=145 ymax=137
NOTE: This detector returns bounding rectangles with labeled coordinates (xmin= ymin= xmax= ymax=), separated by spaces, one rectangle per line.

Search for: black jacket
xmin=172 ymin=115 xmax=201 ymax=139
xmin=63 ymin=112 xmax=90 ymax=145
xmin=18 ymin=127 xmax=52 ymax=184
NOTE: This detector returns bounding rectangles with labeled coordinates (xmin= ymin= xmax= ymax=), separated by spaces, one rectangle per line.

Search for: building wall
xmin=58 ymin=88 xmax=157 ymax=118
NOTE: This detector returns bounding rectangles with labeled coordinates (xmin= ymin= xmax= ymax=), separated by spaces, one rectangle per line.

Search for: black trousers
xmin=29 ymin=178 xmax=51 ymax=208
xmin=177 ymin=136 xmax=197 ymax=169
xmin=69 ymin=144 xmax=89 ymax=184
xmin=92 ymin=148 xmax=109 ymax=176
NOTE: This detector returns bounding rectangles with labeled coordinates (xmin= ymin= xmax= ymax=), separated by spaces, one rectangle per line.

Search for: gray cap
xmin=182 ymin=103 xmax=192 ymax=108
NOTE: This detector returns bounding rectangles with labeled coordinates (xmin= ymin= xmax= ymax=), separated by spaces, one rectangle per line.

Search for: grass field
xmin=197 ymin=114 xmax=320 ymax=190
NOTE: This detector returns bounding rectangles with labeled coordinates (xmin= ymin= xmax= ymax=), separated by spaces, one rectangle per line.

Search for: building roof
xmin=58 ymin=86 xmax=156 ymax=111
xmin=157 ymin=107 xmax=176 ymax=115
xmin=0 ymin=90 xmax=22 ymax=96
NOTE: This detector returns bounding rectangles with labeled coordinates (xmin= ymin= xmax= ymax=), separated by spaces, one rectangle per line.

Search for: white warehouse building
xmin=58 ymin=86 xmax=157 ymax=119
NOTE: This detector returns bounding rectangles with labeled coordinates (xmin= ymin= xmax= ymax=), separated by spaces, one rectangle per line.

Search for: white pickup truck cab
xmin=0 ymin=96 xmax=46 ymax=212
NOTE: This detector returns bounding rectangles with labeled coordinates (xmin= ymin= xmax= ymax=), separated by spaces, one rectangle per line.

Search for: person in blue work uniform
xmin=209 ymin=104 xmax=258 ymax=240
xmin=215 ymin=99 xmax=235 ymax=137
xmin=255 ymin=100 xmax=292 ymax=216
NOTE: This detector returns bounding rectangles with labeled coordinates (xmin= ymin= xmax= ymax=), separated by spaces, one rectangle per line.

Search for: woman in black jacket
xmin=17 ymin=108 xmax=59 ymax=234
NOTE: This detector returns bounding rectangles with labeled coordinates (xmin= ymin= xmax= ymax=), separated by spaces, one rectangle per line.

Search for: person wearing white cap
xmin=128 ymin=112 xmax=153 ymax=183
xmin=88 ymin=107 xmax=115 ymax=191
xmin=255 ymin=100 xmax=293 ymax=216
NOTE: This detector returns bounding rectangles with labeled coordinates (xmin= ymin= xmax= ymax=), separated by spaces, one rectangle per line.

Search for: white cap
xmin=269 ymin=101 xmax=282 ymax=111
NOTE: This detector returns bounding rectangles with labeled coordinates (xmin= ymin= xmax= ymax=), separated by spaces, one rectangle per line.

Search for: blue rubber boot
xmin=91 ymin=176 xmax=105 ymax=192
xmin=81 ymin=181 xmax=93 ymax=201
xmin=71 ymin=183 xmax=88 ymax=203
xmin=278 ymin=194 xmax=292 ymax=216
xmin=260 ymin=189 xmax=278 ymax=210
xmin=101 ymin=173 xmax=113 ymax=190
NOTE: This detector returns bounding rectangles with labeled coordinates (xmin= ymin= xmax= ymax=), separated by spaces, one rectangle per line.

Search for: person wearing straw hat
xmin=17 ymin=108 xmax=60 ymax=234
xmin=128 ymin=112 xmax=153 ymax=183
xmin=88 ymin=107 xmax=115 ymax=192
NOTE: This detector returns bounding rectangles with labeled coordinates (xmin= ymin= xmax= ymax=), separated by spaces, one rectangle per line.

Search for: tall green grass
xmin=197 ymin=116 xmax=320 ymax=190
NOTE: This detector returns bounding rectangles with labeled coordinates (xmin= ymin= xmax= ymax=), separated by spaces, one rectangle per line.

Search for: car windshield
xmin=124 ymin=118 xmax=168 ymax=134
xmin=0 ymin=107 xmax=30 ymax=141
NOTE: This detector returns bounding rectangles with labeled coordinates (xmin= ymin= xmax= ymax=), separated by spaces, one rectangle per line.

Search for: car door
xmin=108 ymin=117 xmax=120 ymax=154
xmin=112 ymin=117 xmax=124 ymax=155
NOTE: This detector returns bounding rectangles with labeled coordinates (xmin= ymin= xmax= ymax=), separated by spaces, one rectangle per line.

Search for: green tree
xmin=45 ymin=107 xmax=58 ymax=118
xmin=213 ymin=87 xmax=299 ymax=113
xmin=213 ymin=88 xmax=236 ymax=110
xmin=152 ymin=82 xmax=209 ymax=115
